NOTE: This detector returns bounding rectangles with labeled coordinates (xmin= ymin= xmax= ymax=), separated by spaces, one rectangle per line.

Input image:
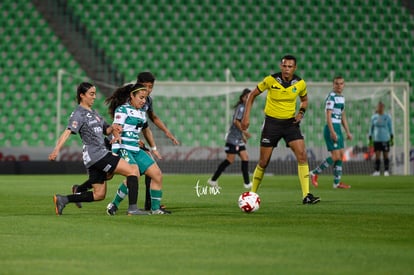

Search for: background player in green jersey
xmin=310 ymin=76 xmax=352 ymax=189
xmin=369 ymin=101 xmax=394 ymax=176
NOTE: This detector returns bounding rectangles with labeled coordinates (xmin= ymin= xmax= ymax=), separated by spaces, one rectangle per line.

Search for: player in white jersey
xmin=207 ymin=88 xmax=252 ymax=189
xmin=105 ymin=83 xmax=170 ymax=215
xmin=310 ymin=76 xmax=352 ymax=189
xmin=369 ymin=101 xmax=394 ymax=176
xmin=49 ymin=82 xmax=140 ymax=215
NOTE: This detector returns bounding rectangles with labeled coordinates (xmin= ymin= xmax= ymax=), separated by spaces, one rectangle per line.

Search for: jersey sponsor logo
xmin=334 ymin=97 xmax=345 ymax=104
xmin=88 ymin=120 xmax=99 ymax=125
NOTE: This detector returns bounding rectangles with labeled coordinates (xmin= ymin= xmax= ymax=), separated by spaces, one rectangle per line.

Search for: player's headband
xmin=130 ymin=87 xmax=147 ymax=94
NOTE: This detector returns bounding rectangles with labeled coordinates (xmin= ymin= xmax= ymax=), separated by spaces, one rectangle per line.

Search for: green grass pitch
xmin=0 ymin=174 xmax=413 ymax=274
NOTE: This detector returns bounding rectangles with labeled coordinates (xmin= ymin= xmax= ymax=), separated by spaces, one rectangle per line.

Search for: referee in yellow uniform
xmin=241 ymin=55 xmax=320 ymax=204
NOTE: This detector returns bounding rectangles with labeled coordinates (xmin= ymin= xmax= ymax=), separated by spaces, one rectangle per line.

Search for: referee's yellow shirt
xmin=257 ymin=73 xmax=307 ymax=119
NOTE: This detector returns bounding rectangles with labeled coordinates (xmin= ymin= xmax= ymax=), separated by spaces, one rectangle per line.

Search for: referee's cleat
xmin=53 ymin=194 xmax=68 ymax=215
xmin=302 ymin=193 xmax=321 ymax=205
xmin=150 ymin=208 xmax=172 ymax=215
xmin=310 ymin=172 xmax=318 ymax=188
xmin=106 ymin=203 xmax=118 ymax=216
xmin=71 ymin=185 xmax=82 ymax=208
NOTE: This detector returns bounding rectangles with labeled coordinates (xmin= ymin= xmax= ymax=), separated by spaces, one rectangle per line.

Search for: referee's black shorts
xmin=260 ymin=116 xmax=304 ymax=147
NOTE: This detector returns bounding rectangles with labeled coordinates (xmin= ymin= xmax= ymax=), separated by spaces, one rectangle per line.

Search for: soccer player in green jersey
xmin=105 ymin=83 xmax=170 ymax=215
xmin=310 ymin=76 xmax=352 ymax=189
xmin=241 ymin=55 xmax=320 ymax=205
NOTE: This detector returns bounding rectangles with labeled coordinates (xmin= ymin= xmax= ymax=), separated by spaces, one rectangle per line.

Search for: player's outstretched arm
xmin=49 ymin=129 xmax=71 ymax=161
xmin=148 ymin=110 xmax=179 ymax=145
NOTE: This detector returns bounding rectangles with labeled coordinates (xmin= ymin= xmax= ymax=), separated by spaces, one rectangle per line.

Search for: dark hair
xmin=280 ymin=55 xmax=297 ymax=65
xmin=76 ymin=82 xmax=94 ymax=104
xmin=233 ymin=88 xmax=250 ymax=108
xmin=105 ymin=83 xmax=146 ymax=117
xmin=137 ymin=71 xmax=155 ymax=83
xmin=333 ymin=75 xmax=344 ymax=82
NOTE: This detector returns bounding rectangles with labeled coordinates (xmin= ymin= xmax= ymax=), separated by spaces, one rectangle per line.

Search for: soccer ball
xmin=238 ymin=191 xmax=260 ymax=213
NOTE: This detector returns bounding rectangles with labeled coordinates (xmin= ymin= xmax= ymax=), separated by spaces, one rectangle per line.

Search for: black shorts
xmin=373 ymin=141 xmax=390 ymax=152
xmin=260 ymin=116 xmax=303 ymax=147
xmin=224 ymin=143 xmax=246 ymax=154
xmin=87 ymin=152 xmax=120 ymax=184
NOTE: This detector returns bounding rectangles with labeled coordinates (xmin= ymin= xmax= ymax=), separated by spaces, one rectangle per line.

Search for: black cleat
xmin=72 ymin=185 xmax=82 ymax=208
xmin=53 ymin=194 xmax=68 ymax=215
xmin=302 ymin=193 xmax=321 ymax=205
xmin=106 ymin=203 xmax=118 ymax=216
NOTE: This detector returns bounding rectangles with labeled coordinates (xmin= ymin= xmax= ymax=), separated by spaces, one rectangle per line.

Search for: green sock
xmin=150 ymin=189 xmax=162 ymax=211
xmin=314 ymin=156 xmax=334 ymax=174
xmin=112 ymin=183 xmax=128 ymax=207
xmin=333 ymin=160 xmax=343 ymax=185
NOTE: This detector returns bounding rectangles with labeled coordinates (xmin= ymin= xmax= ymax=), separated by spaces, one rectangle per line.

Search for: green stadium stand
xmin=0 ymin=0 xmax=413 ymax=148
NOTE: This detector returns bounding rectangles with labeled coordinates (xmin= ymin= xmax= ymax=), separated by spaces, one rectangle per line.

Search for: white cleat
xmin=244 ymin=182 xmax=252 ymax=189
xmin=207 ymin=178 xmax=219 ymax=188
xmin=372 ymin=171 xmax=380 ymax=176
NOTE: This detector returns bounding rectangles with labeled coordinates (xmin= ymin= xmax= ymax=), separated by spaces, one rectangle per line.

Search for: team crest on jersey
xmin=292 ymin=86 xmax=297 ymax=93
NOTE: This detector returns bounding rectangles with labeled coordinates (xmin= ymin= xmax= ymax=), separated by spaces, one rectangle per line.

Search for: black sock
xmin=67 ymin=191 xmax=94 ymax=202
xmin=212 ymin=159 xmax=231 ymax=181
xmin=126 ymin=175 xmax=138 ymax=206
xmin=145 ymin=175 xmax=151 ymax=210
xmin=76 ymin=179 xmax=93 ymax=192
xmin=375 ymin=159 xmax=381 ymax=171
xmin=384 ymin=158 xmax=390 ymax=171
xmin=241 ymin=160 xmax=249 ymax=184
